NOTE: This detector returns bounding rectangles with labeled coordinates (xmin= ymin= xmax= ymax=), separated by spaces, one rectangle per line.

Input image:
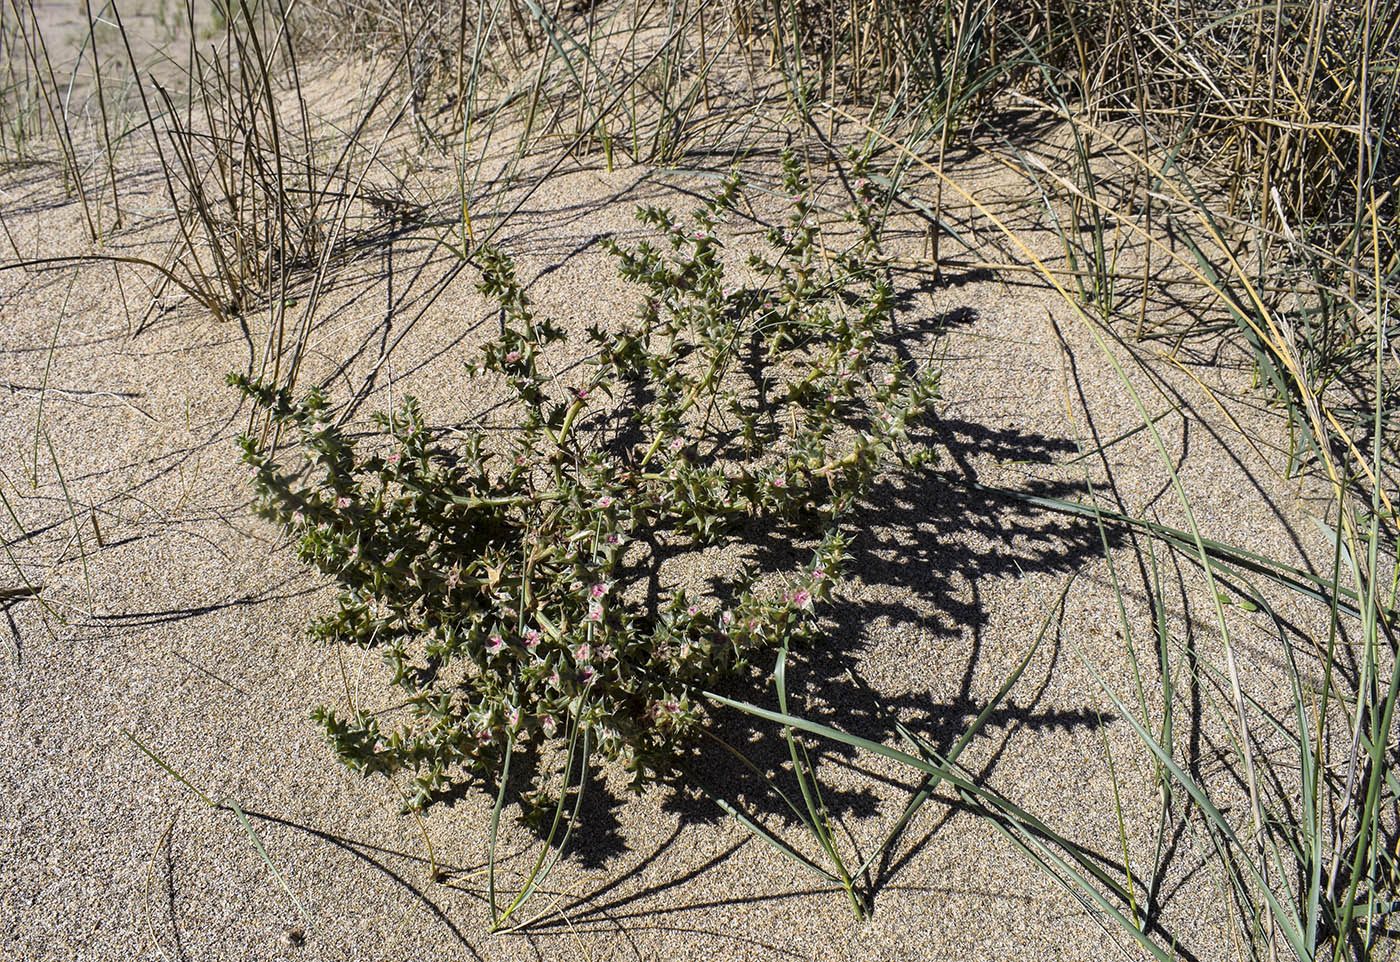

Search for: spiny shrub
xmin=233 ymin=152 xmax=938 ymax=821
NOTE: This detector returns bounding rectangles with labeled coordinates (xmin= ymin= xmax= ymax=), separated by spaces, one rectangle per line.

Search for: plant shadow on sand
xmin=475 ymin=299 xmax=1132 ymax=910
xmin=209 ymin=397 xmax=1127 ymax=954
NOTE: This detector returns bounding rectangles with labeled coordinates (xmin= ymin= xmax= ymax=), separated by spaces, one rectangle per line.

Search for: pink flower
xmin=549 ymin=669 xmax=561 ymax=687
xmin=791 ymin=589 xmax=812 ymax=609
xmin=597 ymin=644 xmax=616 ymax=662
xmin=575 ymin=387 xmax=589 ymax=400
xmin=487 ymin=634 xmax=505 ymax=655
xmin=580 ymin=665 xmax=597 ymax=683
xmin=541 ymin=715 xmax=558 ymax=737
xmin=575 ymin=643 xmax=591 ymax=662
xmin=588 ymin=604 xmax=604 ymax=622
xmin=291 ymin=510 xmax=305 ymax=524
xmin=721 ymin=610 xmax=734 ymax=626
xmin=590 ymin=583 xmax=607 ymax=599
xmin=605 ymin=533 xmax=620 ymax=546
xmin=478 ymin=729 xmax=494 ymax=746
xmin=670 ymin=437 xmax=684 ymax=452
xmin=386 ymin=452 xmax=401 ymax=466
xmin=687 ymin=604 xmax=700 ymax=617
xmin=505 ymin=350 xmax=521 ymax=363
xmin=883 ymin=371 xmax=896 ymax=386
xmin=771 ymin=475 xmax=787 ymax=489
xmin=524 ymin=628 xmax=541 ymax=648
xmin=505 ymin=705 xmax=519 ymax=728
xmin=336 ymin=496 xmax=352 ymax=509
xmin=812 ymin=566 xmax=827 ymax=582
xmin=597 ymin=495 xmax=614 ymax=509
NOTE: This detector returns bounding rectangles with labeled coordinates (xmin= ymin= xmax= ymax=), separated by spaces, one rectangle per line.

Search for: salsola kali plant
xmin=233 ymin=152 xmax=938 ymax=924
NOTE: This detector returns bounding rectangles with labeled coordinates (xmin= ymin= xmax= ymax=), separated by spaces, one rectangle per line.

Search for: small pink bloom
xmin=771 ymin=475 xmax=787 ymax=489
xmin=597 ymin=495 xmax=614 ymax=509
xmin=687 ymin=605 xmax=700 ymax=617
xmin=596 ymin=644 xmax=616 ymax=662
xmin=291 ymin=510 xmax=305 ymax=524
xmin=721 ymin=610 xmax=734 ymax=626
xmin=576 ymin=387 xmax=589 ymax=400
xmin=670 ymin=437 xmax=684 ymax=452
xmin=588 ymin=604 xmax=604 ymax=623
xmin=575 ymin=643 xmax=592 ymax=662
xmin=581 ymin=665 xmax=597 ymax=683
xmin=605 ymin=533 xmax=620 ymax=546
xmin=386 ymin=452 xmax=401 ymax=466
xmin=505 ymin=705 xmax=519 ymax=728
xmin=505 ymin=350 xmax=521 ymax=363
xmin=487 ymin=634 xmax=505 ymax=655
xmin=549 ymin=670 xmax=561 ymax=687
xmin=477 ymin=729 xmax=494 ymax=745
xmin=336 ymin=496 xmax=352 ymax=509
xmin=812 ymin=567 xmax=827 ymax=581
xmin=590 ymin=583 xmax=607 ymax=599
xmin=524 ymin=628 xmax=541 ymax=648
xmin=792 ymin=589 xmax=812 ymax=609
xmin=541 ymin=715 xmax=558 ymax=737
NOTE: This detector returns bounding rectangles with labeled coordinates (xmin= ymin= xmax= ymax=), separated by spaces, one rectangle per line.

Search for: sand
xmin=0 ymin=39 xmax=1347 ymax=962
